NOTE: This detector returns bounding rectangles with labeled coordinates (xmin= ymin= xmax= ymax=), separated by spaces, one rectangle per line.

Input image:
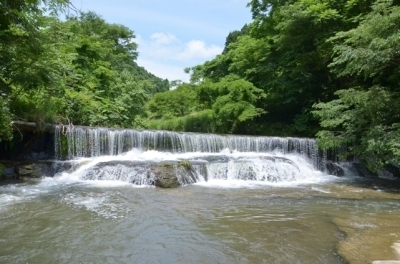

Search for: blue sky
xmin=68 ymin=0 xmax=252 ymax=81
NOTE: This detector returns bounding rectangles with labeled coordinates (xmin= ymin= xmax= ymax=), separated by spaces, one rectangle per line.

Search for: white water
xmin=49 ymin=125 xmax=337 ymax=187
xmin=0 ymin=127 xmax=338 ymax=209
xmin=0 ymin=149 xmax=338 ymax=216
xmin=54 ymin=125 xmax=326 ymax=170
xmin=48 ymin=148 xmax=336 ymax=188
xmin=2 ymin=128 xmax=400 ymax=263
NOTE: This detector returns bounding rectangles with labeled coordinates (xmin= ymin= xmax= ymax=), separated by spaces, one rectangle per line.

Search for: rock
xmin=152 ymin=161 xmax=197 ymax=188
xmin=7 ymin=161 xmax=66 ymax=179
xmin=385 ymin=164 xmax=400 ymax=178
xmin=153 ymin=163 xmax=181 ymax=188
xmin=351 ymin=162 xmax=378 ymax=177
xmin=325 ymin=162 xmax=345 ymax=177
xmin=14 ymin=163 xmax=34 ymax=177
xmin=89 ymin=160 xmax=198 ymax=187
xmin=51 ymin=161 xmax=74 ymax=175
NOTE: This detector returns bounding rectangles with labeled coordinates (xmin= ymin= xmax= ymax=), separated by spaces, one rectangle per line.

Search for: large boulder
xmin=152 ymin=161 xmax=197 ymax=188
xmin=153 ymin=163 xmax=180 ymax=188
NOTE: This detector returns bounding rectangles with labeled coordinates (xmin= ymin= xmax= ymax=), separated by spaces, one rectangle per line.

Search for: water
xmin=1 ymin=127 xmax=400 ymax=263
xmin=1 ymin=174 xmax=400 ymax=263
xmin=54 ymin=126 xmax=325 ymax=170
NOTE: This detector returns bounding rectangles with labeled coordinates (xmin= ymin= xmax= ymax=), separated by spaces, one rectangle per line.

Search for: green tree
xmin=0 ymin=0 xmax=69 ymax=141
xmin=147 ymin=75 xmax=266 ymax=134
xmin=209 ymin=76 xmax=266 ymax=133
xmin=313 ymin=0 xmax=400 ymax=170
xmin=147 ymin=84 xmax=197 ymax=120
xmin=185 ymin=0 xmax=376 ymax=136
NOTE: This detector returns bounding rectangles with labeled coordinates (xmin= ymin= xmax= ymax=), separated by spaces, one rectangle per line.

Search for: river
xmin=1 ymin=152 xmax=400 ymax=263
xmin=1 ymin=127 xmax=400 ymax=263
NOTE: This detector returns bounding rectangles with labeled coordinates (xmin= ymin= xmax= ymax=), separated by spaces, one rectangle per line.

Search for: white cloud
xmin=135 ymin=32 xmax=223 ymax=81
xmin=137 ymin=32 xmax=223 ymax=61
xmin=150 ymin=32 xmax=179 ymax=45
xmin=136 ymin=58 xmax=190 ymax=82
xmin=179 ymin=40 xmax=223 ymax=60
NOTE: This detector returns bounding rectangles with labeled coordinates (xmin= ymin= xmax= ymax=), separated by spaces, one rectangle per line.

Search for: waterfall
xmin=54 ymin=125 xmax=326 ymax=171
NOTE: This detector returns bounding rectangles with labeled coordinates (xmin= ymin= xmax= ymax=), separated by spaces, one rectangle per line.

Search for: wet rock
xmin=326 ymin=162 xmax=345 ymax=177
xmin=3 ymin=161 xmax=67 ymax=179
xmin=152 ymin=160 xmax=199 ymax=188
xmin=89 ymin=160 xmax=198 ymax=187
xmin=385 ymin=164 xmax=400 ymax=178
xmin=351 ymin=162 xmax=378 ymax=177
xmin=51 ymin=161 xmax=74 ymax=175
xmin=14 ymin=163 xmax=34 ymax=177
xmin=153 ymin=163 xmax=180 ymax=188
xmin=152 ymin=161 xmax=197 ymax=188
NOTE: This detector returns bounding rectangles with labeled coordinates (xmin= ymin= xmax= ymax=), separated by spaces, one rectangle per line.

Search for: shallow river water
xmin=1 ymin=171 xmax=400 ymax=264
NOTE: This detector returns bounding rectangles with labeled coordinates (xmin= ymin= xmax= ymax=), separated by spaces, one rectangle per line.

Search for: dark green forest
xmin=1 ymin=0 xmax=400 ymax=170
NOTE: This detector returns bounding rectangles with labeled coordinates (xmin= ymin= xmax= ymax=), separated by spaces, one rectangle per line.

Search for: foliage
xmin=169 ymin=0 xmax=400 ymax=169
xmin=313 ymin=0 xmax=400 ymax=170
xmin=0 ymin=0 xmax=68 ymax=141
xmin=314 ymin=87 xmax=400 ymax=170
xmin=209 ymin=76 xmax=266 ymax=133
xmin=181 ymin=0 xmax=377 ymax=137
xmin=148 ymin=109 xmax=216 ymax=133
xmin=147 ymin=76 xmax=266 ymax=134
xmin=328 ymin=0 xmax=400 ymax=84
xmin=0 ymin=1 xmax=168 ymax=142
xmin=3 ymin=0 xmax=400 ymax=171
xmin=178 ymin=160 xmax=192 ymax=170
xmin=0 ymin=97 xmax=12 ymax=142
xmin=0 ymin=162 xmax=4 ymax=176
xmin=147 ymin=84 xmax=197 ymax=119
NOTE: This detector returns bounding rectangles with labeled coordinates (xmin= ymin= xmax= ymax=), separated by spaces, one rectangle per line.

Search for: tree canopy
xmin=147 ymin=0 xmax=400 ymax=170
xmin=2 ymin=0 xmax=400 ymax=170
xmin=0 ymin=0 xmax=168 ymax=141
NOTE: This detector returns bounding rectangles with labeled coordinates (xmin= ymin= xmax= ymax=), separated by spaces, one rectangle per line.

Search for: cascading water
xmin=4 ymin=127 xmax=400 ymax=264
xmin=54 ymin=125 xmax=331 ymax=186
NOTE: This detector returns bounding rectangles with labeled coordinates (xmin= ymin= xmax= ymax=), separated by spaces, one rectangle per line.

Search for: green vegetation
xmin=178 ymin=160 xmax=192 ymax=170
xmin=0 ymin=163 xmax=4 ymax=176
xmin=0 ymin=0 xmax=168 ymax=141
xmin=313 ymin=0 xmax=400 ymax=170
xmin=146 ymin=0 xmax=400 ymax=170
xmin=1 ymin=0 xmax=400 ymax=170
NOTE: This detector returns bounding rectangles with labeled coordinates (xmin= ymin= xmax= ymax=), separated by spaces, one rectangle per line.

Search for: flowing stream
xmin=1 ymin=126 xmax=400 ymax=263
